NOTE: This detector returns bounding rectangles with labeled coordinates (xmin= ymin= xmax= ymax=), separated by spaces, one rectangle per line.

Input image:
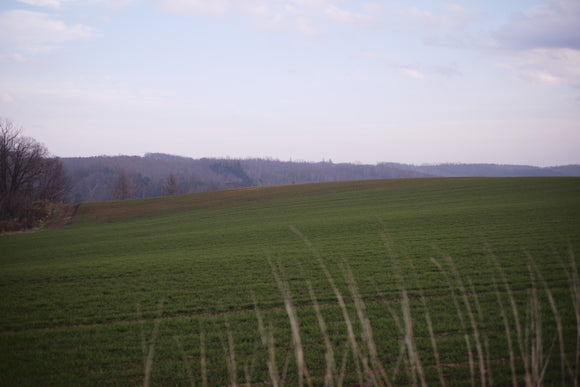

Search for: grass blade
xmin=431 ymin=257 xmax=475 ymax=387
xmin=305 ymin=280 xmax=337 ymax=387
xmin=143 ymin=298 xmax=164 ymax=387
xmin=199 ymin=321 xmax=208 ymax=387
xmin=174 ymin=336 xmax=195 ymax=387
xmin=268 ymin=254 xmax=312 ymax=387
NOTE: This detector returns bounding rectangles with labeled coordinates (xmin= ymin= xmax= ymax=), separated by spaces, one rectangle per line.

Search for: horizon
xmin=60 ymin=152 xmax=580 ymax=168
xmin=1 ymin=0 xmax=579 ymax=167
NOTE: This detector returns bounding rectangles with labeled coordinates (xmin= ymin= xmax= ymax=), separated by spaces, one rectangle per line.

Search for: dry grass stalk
xmin=491 ymin=277 xmax=518 ymax=386
xmin=174 ymin=336 xmax=195 ymax=387
xmin=556 ymin=246 xmax=580 ymax=387
xmin=566 ymin=246 xmax=580 ymax=386
xmin=382 ymin=235 xmax=426 ymax=387
xmin=442 ymin=254 xmax=486 ymax=387
xmin=524 ymin=266 xmax=551 ymax=386
xmin=137 ymin=302 xmax=147 ymax=358
xmin=431 ymin=257 xmax=476 ymax=387
xmin=290 ymin=226 xmax=366 ymax=386
xmin=305 ymin=280 xmax=338 ymax=387
xmin=488 ymin=251 xmax=532 ymax=386
xmin=244 ymin=363 xmax=251 ymax=387
xmin=244 ymin=339 xmax=259 ymax=387
xmin=418 ymin=285 xmax=446 ymax=387
xmin=268 ymin=255 xmax=312 ymax=387
xmin=342 ymin=263 xmax=391 ymax=386
xmin=199 ymin=322 xmax=208 ymax=387
xmin=253 ymin=294 xmax=281 ymax=386
xmin=406 ymin=258 xmax=446 ymax=387
xmin=218 ymin=318 xmax=238 ymax=386
xmin=401 ymin=285 xmax=427 ymax=387
xmin=528 ymin=253 xmax=570 ymax=385
xmin=375 ymin=285 xmax=406 ymax=383
xmin=468 ymin=279 xmax=493 ymax=387
xmin=143 ymin=298 xmax=165 ymax=387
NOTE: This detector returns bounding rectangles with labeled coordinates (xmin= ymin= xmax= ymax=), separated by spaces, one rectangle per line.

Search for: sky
xmin=1 ymin=0 xmax=579 ymax=166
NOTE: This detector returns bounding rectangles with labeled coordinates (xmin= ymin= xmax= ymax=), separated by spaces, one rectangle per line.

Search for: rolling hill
xmin=1 ymin=177 xmax=579 ymax=385
xmin=62 ymin=154 xmax=580 ymax=202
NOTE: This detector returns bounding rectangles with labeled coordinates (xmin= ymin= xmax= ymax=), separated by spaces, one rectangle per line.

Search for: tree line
xmin=64 ymin=154 xmax=580 ymax=204
xmin=3 ymin=117 xmax=579 ymax=230
xmin=62 ymin=154 xmax=433 ymax=203
xmin=0 ymin=118 xmax=70 ymax=231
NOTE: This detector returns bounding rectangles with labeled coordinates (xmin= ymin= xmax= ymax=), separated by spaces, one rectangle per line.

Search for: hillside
xmin=62 ymin=154 xmax=580 ymax=202
xmin=1 ymin=177 xmax=579 ymax=385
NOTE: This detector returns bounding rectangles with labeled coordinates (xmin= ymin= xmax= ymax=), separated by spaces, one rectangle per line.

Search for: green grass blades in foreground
xmin=1 ymin=177 xmax=579 ymax=385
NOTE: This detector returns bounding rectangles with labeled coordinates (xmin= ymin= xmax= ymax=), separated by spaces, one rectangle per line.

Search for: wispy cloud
xmin=498 ymin=48 xmax=580 ymax=85
xmin=156 ymin=0 xmax=230 ymax=16
xmin=18 ymin=0 xmax=65 ymax=8
xmin=399 ymin=3 xmax=480 ymax=30
xmin=1 ymin=91 xmax=15 ymax=103
xmin=18 ymin=0 xmax=133 ymax=9
xmin=395 ymin=3 xmax=483 ymax=48
xmin=492 ymin=0 xmax=580 ymax=97
xmin=157 ymin=0 xmax=379 ymax=36
xmin=361 ymin=51 xmax=461 ymax=80
xmin=493 ymin=0 xmax=580 ymax=50
xmin=0 ymin=10 xmax=96 ymax=53
xmin=92 ymin=0 xmax=133 ymax=9
xmin=361 ymin=51 xmax=425 ymax=79
xmin=321 ymin=3 xmax=377 ymax=27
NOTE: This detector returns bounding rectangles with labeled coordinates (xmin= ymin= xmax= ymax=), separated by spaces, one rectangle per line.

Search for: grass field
xmin=1 ymin=177 xmax=579 ymax=386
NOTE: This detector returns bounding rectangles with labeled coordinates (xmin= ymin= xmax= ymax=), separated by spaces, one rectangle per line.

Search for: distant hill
xmin=61 ymin=154 xmax=580 ymax=202
xmin=379 ymin=162 xmax=580 ymax=178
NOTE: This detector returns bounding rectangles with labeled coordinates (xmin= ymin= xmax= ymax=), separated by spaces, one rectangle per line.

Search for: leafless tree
xmin=111 ymin=169 xmax=135 ymax=200
xmin=162 ymin=173 xmax=180 ymax=196
xmin=36 ymin=157 xmax=72 ymax=202
xmin=0 ymin=118 xmax=70 ymax=223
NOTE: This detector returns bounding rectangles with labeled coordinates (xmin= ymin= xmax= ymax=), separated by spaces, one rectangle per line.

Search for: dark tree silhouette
xmin=0 ymin=118 xmax=70 ymax=226
xmin=162 ymin=173 xmax=180 ymax=196
xmin=111 ymin=169 xmax=135 ymax=200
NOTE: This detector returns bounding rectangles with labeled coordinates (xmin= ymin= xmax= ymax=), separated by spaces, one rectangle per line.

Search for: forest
xmin=62 ymin=153 xmax=580 ymax=203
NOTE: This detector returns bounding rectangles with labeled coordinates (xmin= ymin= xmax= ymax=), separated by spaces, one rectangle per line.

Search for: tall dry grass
xmin=159 ymin=235 xmax=579 ymax=386
xmin=141 ymin=298 xmax=164 ymax=387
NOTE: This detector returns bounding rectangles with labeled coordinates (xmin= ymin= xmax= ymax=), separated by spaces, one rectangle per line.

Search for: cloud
xmin=92 ymin=0 xmax=133 ymax=9
xmin=361 ymin=51 xmax=425 ymax=79
xmin=157 ymin=0 xmax=230 ymax=16
xmin=498 ymin=48 xmax=580 ymax=86
xmin=157 ymin=0 xmax=378 ymax=36
xmin=400 ymin=68 xmax=424 ymax=80
xmin=396 ymin=3 xmax=483 ymax=48
xmin=399 ymin=3 xmax=481 ymax=30
xmin=361 ymin=51 xmax=461 ymax=80
xmin=321 ymin=3 xmax=376 ymax=27
xmin=8 ymin=53 xmax=32 ymax=63
xmin=18 ymin=0 xmax=132 ymax=9
xmin=0 ymin=10 xmax=95 ymax=53
xmin=494 ymin=0 xmax=580 ymax=50
xmin=492 ymin=1 xmax=580 ymax=95
xmin=18 ymin=0 xmax=65 ymax=7
xmin=1 ymin=92 xmax=15 ymax=103
xmin=433 ymin=63 xmax=462 ymax=78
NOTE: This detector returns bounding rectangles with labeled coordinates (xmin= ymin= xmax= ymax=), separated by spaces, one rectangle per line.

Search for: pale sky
xmin=1 ymin=0 xmax=579 ymax=166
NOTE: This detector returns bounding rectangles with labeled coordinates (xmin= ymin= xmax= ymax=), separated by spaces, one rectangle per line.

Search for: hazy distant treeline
xmin=62 ymin=153 xmax=580 ymax=203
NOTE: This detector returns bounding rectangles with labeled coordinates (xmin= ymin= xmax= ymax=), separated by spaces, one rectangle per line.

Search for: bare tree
xmin=0 ymin=118 xmax=70 ymax=223
xmin=36 ymin=157 xmax=72 ymax=202
xmin=162 ymin=173 xmax=180 ymax=196
xmin=111 ymin=169 xmax=135 ymax=200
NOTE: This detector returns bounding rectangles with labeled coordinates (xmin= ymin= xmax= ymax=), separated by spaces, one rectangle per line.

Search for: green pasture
xmin=1 ymin=177 xmax=579 ymax=385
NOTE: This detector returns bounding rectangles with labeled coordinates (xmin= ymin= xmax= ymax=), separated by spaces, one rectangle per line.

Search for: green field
xmin=1 ymin=177 xmax=580 ymax=386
